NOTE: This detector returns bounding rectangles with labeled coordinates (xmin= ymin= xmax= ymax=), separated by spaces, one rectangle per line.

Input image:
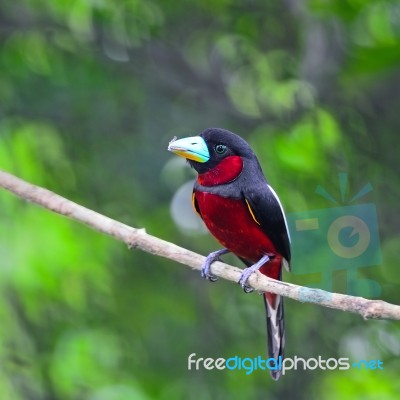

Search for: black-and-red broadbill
xmin=168 ymin=128 xmax=291 ymax=380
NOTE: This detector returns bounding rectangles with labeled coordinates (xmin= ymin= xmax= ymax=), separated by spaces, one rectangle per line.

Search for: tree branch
xmin=0 ymin=169 xmax=399 ymax=320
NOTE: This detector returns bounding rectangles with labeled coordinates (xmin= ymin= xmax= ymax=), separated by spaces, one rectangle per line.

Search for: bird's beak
xmin=168 ymin=136 xmax=210 ymax=163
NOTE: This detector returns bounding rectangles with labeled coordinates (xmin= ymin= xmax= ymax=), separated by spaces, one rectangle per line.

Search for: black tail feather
xmin=264 ymin=294 xmax=285 ymax=380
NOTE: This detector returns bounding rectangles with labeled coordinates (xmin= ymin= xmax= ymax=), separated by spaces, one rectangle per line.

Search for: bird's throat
xmin=198 ymin=156 xmax=243 ymax=186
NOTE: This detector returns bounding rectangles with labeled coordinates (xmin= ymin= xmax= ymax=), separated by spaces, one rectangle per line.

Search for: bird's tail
xmin=264 ymin=291 xmax=285 ymax=380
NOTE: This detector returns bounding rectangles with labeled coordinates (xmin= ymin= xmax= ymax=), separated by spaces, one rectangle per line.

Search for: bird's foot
xmin=238 ymin=255 xmax=270 ymax=293
xmin=201 ymin=248 xmax=230 ymax=282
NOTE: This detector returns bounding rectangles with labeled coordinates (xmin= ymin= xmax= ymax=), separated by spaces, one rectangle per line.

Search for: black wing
xmin=244 ymin=183 xmax=291 ymax=268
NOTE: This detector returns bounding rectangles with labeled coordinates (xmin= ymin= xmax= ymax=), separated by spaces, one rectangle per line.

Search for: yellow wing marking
xmin=245 ymin=199 xmax=261 ymax=225
xmin=192 ymin=192 xmax=201 ymax=217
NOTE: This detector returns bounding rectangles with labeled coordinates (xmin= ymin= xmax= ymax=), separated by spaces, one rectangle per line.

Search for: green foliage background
xmin=1 ymin=1 xmax=400 ymax=399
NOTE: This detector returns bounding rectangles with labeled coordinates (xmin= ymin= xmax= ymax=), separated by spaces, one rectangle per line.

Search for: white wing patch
xmin=268 ymin=184 xmax=291 ymax=271
xmin=268 ymin=184 xmax=290 ymax=242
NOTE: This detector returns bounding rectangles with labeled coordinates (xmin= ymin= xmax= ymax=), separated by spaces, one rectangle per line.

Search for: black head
xmin=168 ymin=127 xmax=258 ymax=174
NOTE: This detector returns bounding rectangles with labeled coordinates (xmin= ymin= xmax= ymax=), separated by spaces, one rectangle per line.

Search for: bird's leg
xmin=238 ymin=255 xmax=270 ymax=293
xmin=201 ymin=248 xmax=230 ymax=282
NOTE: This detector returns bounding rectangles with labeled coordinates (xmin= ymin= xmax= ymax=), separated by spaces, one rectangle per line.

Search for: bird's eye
xmin=215 ymin=144 xmax=227 ymax=155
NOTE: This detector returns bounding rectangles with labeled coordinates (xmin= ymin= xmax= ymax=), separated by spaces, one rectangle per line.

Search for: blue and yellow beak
xmin=168 ymin=136 xmax=210 ymax=163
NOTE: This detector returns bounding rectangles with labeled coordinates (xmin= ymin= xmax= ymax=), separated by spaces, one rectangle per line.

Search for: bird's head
xmin=168 ymin=127 xmax=256 ymax=175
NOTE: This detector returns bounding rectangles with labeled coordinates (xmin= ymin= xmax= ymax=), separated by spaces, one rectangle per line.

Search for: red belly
xmin=195 ymin=191 xmax=282 ymax=279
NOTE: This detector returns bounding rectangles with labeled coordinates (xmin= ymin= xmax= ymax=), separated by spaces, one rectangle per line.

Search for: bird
xmin=168 ymin=127 xmax=291 ymax=380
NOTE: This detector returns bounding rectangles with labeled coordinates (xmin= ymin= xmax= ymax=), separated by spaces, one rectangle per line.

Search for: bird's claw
xmin=238 ymin=268 xmax=256 ymax=293
xmin=201 ymin=268 xmax=218 ymax=282
xmin=201 ymin=249 xmax=229 ymax=282
xmin=237 ymin=254 xmax=271 ymax=293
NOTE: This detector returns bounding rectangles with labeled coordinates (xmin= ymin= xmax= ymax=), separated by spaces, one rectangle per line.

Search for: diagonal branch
xmin=0 ymin=169 xmax=399 ymax=320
